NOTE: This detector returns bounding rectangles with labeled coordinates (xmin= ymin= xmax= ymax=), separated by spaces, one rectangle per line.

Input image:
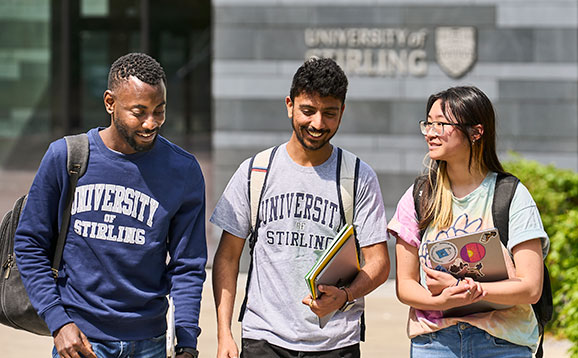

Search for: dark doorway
xmin=51 ymin=0 xmax=211 ymax=149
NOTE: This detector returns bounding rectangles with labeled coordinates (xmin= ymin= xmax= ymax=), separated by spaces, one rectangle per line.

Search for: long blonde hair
xmin=418 ymin=86 xmax=506 ymax=232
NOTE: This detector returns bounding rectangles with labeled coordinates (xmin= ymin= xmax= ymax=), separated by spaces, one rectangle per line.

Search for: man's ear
xmin=285 ymin=96 xmax=294 ymax=119
xmin=103 ymin=90 xmax=115 ymax=114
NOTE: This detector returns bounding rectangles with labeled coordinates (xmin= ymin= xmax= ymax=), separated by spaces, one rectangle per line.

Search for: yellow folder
xmin=304 ymin=224 xmax=360 ymax=300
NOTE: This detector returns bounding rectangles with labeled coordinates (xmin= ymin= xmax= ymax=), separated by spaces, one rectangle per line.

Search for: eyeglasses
xmin=419 ymin=120 xmax=459 ymax=136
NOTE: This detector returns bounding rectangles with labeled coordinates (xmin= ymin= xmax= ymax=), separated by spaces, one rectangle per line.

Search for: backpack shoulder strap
xmin=65 ymin=133 xmax=90 ymax=178
xmin=492 ymin=173 xmax=552 ymax=358
xmin=337 ymin=147 xmax=359 ymax=226
xmin=52 ymin=133 xmax=90 ymax=278
xmin=412 ymin=175 xmax=428 ymax=239
xmin=248 ymin=146 xmax=278 ymax=232
xmin=239 ymin=145 xmax=278 ymax=322
xmin=492 ymin=173 xmax=519 ymax=248
xmin=412 ymin=175 xmax=428 ymax=221
xmin=336 ymin=147 xmax=366 ymax=340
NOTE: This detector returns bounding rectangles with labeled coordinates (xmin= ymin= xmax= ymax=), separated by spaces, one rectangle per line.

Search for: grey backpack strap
xmin=249 ymin=146 xmax=277 ymax=231
xmin=239 ymin=146 xmax=278 ymax=322
xmin=52 ymin=134 xmax=89 ymax=279
xmin=337 ymin=147 xmax=359 ymax=226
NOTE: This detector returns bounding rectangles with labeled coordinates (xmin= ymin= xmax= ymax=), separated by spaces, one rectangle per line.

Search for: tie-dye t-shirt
xmin=387 ymin=172 xmax=549 ymax=352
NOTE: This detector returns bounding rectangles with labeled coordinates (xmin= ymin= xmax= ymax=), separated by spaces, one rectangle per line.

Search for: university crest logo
xmin=435 ymin=27 xmax=477 ymax=78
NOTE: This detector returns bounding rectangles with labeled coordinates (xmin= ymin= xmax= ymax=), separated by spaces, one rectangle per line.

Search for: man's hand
xmin=302 ymin=285 xmax=347 ymax=317
xmin=53 ymin=322 xmax=96 ymax=358
xmin=216 ymin=332 xmax=239 ymax=358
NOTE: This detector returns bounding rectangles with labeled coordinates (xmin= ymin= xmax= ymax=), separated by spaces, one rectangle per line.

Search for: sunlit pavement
xmin=0 ymin=270 xmax=571 ymax=358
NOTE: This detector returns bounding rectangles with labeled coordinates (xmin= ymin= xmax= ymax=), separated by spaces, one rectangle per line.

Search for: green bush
xmin=504 ymin=155 xmax=578 ymax=357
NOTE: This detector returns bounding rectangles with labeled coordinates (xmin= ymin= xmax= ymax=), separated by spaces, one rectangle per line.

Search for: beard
xmin=113 ymin=114 xmax=158 ymax=152
xmin=291 ymin=115 xmax=335 ymax=151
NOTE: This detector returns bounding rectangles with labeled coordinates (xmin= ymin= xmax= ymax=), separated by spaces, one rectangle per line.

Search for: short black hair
xmin=107 ymin=53 xmax=166 ymax=90
xmin=289 ymin=57 xmax=348 ymax=104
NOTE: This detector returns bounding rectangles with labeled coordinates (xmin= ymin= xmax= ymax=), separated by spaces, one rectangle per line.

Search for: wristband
xmin=341 ymin=286 xmax=353 ymax=302
xmin=175 ymin=347 xmax=199 ymax=358
xmin=338 ymin=286 xmax=356 ymax=312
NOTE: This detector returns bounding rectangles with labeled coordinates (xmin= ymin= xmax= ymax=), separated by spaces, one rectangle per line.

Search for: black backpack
xmin=0 ymin=133 xmax=89 ymax=335
xmin=413 ymin=173 xmax=553 ymax=358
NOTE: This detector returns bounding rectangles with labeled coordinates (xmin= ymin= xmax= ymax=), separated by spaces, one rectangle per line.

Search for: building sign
xmin=435 ymin=27 xmax=477 ymax=79
xmin=305 ymin=27 xmax=477 ymax=79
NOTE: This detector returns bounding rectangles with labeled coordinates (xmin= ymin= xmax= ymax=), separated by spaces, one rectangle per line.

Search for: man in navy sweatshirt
xmin=14 ymin=53 xmax=206 ymax=358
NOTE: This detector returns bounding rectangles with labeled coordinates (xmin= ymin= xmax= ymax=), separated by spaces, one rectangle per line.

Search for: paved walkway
xmin=0 ymin=270 xmax=572 ymax=357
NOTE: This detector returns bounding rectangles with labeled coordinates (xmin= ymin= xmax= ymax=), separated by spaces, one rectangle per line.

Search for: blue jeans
xmin=52 ymin=334 xmax=166 ymax=358
xmin=411 ymin=323 xmax=532 ymax=358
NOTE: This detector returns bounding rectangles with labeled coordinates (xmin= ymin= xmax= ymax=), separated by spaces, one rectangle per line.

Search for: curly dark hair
xmin=289 ymin=57 xmax=348 ymax=103
xmin=107 ymin=53 xmax=167 ymax=90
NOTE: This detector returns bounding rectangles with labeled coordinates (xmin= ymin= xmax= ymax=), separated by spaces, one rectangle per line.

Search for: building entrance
xmin=0 ymin=0 xmax=211 ymax=169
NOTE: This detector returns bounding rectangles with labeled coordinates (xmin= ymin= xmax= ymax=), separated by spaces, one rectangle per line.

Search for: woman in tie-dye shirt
xmin=387 ymin=86 xmax=549 ymax=358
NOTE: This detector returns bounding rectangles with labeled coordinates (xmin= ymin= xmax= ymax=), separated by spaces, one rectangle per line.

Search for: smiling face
xmin=286 ymin=92 xmax=344 ymax=153
xmin=103 ymin=76 xmax=166 ymax=154
xmin=425 ymin=99 xmax=471 ymax=165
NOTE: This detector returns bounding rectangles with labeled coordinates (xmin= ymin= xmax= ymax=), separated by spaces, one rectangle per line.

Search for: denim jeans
xmin=52 ymin=334 xmax=166 ymax=358
xmin=411 ymin=323 xmax=532 ymax=358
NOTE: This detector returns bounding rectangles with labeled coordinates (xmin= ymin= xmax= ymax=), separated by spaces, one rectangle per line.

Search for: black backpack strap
xmin=51 ymin=133 xmax=89 ymax=279
xmin=238 ymin=146 xmax=278 ymax=321
xmin=535 ymin=332 xmax=545 ymax=358
xmin=412 ymin=175 xmax=428 ymax=239
xmin=492 ymin=173 xmax=519 ymax=248
xmin=336 ymin=148 xmax=345 ymax=226
xmin=534 ymin=262 xmax=553 ymax=358
xmin=352 ymin=159 xmax=366 ymax=341
xmin=351 ymin=157 xmax=365 ymax=341
xmin=492 ymin=173 xmax=553 ymax=358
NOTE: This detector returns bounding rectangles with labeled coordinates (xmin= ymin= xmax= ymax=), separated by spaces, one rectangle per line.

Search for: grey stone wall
xmin=211 ymin=0 xmax=578 ymax=255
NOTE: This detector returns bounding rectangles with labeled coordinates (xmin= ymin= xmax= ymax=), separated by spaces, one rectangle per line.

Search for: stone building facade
xmin=212 ymin=0 xmax=578 ymax=220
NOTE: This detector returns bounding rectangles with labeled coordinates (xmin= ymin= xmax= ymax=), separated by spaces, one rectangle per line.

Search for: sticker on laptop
xmin=461 ymin=242 xmax=486 ymax=263
xmin=429 ymin=242 xmax=458 ymax=264
xmin=480 ymin=230 xmax=497 ymax=244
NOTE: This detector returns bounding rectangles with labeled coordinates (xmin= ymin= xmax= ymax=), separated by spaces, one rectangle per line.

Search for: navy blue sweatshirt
xmin=15 ymin=128 xmax=207 ymax=348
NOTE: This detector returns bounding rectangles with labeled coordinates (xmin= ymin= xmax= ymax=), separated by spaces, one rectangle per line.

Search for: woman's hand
xmin=422 ymin=264 xmax=460 ymax=296
xmin=436 ymin=277 xmax=487 ymax=310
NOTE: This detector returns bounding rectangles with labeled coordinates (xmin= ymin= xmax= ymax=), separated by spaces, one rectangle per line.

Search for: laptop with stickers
xmin=427 ymin=228 xmax=512 ymax=316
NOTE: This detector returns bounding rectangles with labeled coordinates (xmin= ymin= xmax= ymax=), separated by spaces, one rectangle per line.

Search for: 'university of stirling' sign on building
xmin=304 ymin=26 xmax=477 ymax=79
